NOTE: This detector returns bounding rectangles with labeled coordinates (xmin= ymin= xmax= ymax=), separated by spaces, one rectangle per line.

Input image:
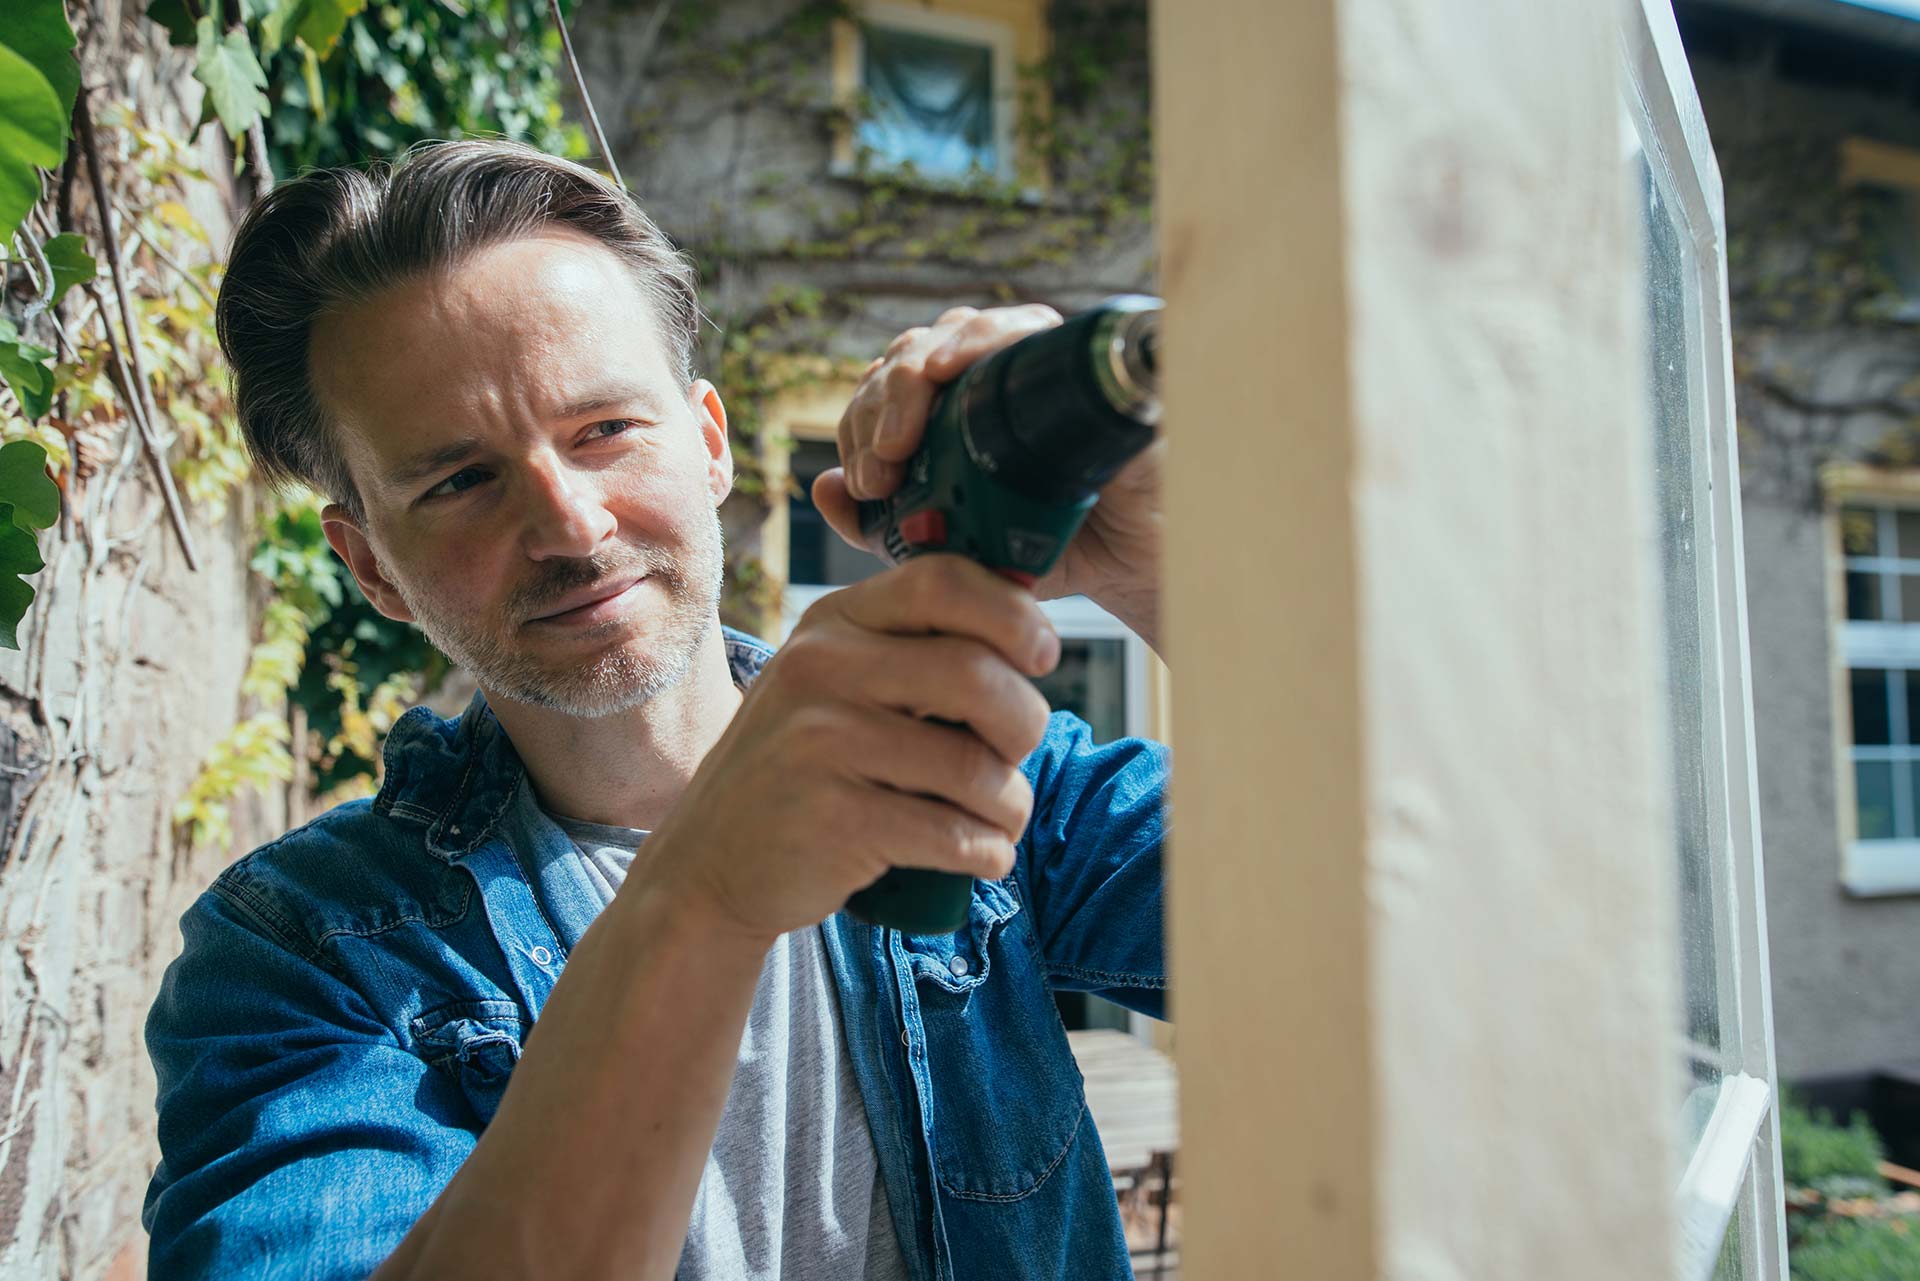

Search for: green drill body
xmin=844 ymin=296 xmax=1162 ymax=934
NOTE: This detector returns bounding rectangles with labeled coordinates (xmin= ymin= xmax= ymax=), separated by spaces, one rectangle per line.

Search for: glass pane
xmin=1858 ymin=760 xmax=1896 ymax=840
xmin=1841 ymin=506 xmax=1880 ymax=556
xmin=1847 ymin=571 xmax=1885 ymax=621
xmin=1642 ymin=143 xmax=1726 ymax=1057
xmin=1900 ymin=574 xmax=1920 ymax=624
xmin=857 ymin=25 xmax=996 ymax=180
xmin=1679 ymin=1054 xmax=1724 ymax=1149
xmin=787 ymin=442 xmax=882 ymax=589
xmin=1712 ymin=1201 xmax=1743 ymax=1281
xmin=1852 ymin=668 xmax=1892 ymax=745
xmin=1032 ymin=636 xmax=1128 ymax=744
xmin=1899 ymin=510 xmax=1920 ymax=560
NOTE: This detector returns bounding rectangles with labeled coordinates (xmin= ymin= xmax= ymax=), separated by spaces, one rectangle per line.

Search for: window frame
xmin=829 ymin=0 xmax=1048 ymax=199
xmin=1821 ymin=469 xmax=1920 ymax=895
xmin=1623 ymin=0 xmax=1786 ymax=1276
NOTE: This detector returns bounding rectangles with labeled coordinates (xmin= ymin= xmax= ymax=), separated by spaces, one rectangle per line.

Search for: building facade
xmin=1682 ymin=0 xmax=1920 ymax=1098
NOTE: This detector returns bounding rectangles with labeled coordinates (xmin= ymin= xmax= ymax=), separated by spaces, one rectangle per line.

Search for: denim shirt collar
xmin=371 ymin=626 xmax=777 ymax=863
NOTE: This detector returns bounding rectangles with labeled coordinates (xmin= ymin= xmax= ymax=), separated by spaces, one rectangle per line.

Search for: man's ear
xmin=321 ymin=504 xmax=417 ymax=624
xmin=689 ymin=379 xmax=734 ymax=507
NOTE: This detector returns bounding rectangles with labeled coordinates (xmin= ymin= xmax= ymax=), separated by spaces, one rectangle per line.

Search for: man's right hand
xmin=644 ymin=554 xmax=1060 ymax=944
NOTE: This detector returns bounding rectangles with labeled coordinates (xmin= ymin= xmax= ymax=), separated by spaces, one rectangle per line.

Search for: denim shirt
xmin=144 ymin=628 xmax=1168 ymax=1280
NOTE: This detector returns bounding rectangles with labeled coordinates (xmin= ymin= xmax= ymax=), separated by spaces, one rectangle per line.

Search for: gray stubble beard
xmin=390 ymin=509 xmax=728 ymax=719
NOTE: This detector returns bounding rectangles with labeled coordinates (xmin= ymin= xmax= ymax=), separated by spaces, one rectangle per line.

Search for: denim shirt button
xmin=900 ymin=1027 xmax=910 ymax=1047
xmin=530 ymin=945 xmax=552 ymax=966
xmin=948 ymin=955 xmax=969 ymax=977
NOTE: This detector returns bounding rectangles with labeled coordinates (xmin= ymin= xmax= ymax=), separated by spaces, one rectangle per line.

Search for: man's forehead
xmin=308 ymin=231 xmax=681 ymax=498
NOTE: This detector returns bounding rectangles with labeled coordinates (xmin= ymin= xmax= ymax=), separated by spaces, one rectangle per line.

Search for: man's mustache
xmin=513 ymin=548 xmax=673 ymax=621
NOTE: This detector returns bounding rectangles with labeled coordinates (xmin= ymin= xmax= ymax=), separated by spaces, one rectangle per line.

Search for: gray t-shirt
xmin=551 ymin=812 xmax=915 ymax=1281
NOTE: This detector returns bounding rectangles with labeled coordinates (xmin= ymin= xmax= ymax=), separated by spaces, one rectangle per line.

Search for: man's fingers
xmin=826 ymin=555 xmax=1059 ymax=681
xmin=850 ymin=784 xmax=1018 ymax=881
xmin=837 ymin=707 xmax=1036 ymax=841
xmin=869 ymin=356 xmax=938 ymax=465
xmin=781 ymin=624 xmax=1053 ymax=767
xmin=920 ymin=304 xmax=1063 ymax=381
xmin=810 ymin=469 xmax=865 ymax=551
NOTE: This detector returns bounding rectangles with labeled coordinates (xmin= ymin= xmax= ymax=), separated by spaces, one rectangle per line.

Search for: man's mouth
xmin=527 ymin=574 xmax=648 ymax=624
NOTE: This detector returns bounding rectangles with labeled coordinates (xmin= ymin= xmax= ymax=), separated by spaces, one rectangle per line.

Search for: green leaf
xmin=146 ymin=0 xmax=198 ymax=46
xmin=0 ymin=549 xmax=40 ymax=650
xmin=294 ymin=0 xmax=368 ymax=60
xmin=0 ymin=441 xmax=62 ymax=532
xmin=0 ymin=497 xmax=48 ymax=651
xmin=0 ymin=45 xmax=64 ymax=245
xmin=39 ymin=232 xmax=94 ymax=307
xmin=0 ymin=318 xmax=57 ymax=422
xmin=259 ymin=0 xmax=309 ymax=57
xmin=0 ymin=0 xmax=80 ymax=133
xmin=193 ymin=16 xmax=270 ymax=138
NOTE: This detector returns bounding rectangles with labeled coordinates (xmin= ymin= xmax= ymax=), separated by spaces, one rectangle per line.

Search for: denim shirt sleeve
xmin=1017 ymin=711 xmax=1169 ymax=1019
xmin=143 ymin=884 xmax=478 ymax=1279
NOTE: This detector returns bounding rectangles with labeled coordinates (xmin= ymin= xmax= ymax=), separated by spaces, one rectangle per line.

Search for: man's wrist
xmin=1087 ymin=583 xmax=1161 ymax=657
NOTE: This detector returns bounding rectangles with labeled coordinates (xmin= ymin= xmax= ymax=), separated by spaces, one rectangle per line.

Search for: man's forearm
xmin=373 ymin=875 xmax=772 ymax=1281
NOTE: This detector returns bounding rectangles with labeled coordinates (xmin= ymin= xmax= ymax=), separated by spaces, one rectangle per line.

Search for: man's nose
xmin=520 ymin=458 xmax=617 ymax=560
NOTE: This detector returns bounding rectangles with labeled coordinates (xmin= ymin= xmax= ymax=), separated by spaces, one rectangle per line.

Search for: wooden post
xmin=1156 ymin=0 xmax=1681 ymax=1275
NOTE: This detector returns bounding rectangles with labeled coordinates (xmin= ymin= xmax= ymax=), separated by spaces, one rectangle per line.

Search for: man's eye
xmin=587 ymin=418 xmax=640 ymax=440
xmin=423 ymin=467 xmax=488 ymax=501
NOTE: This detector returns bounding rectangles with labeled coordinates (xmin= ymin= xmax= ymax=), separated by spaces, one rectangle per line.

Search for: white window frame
xmin=1623 ymin=0 xmax=1786 ymax=1277
xmin=1831 ymin=501 xmax=1920 ymax=894
xmin=835 ymin=2 xmax=1020 ymax=186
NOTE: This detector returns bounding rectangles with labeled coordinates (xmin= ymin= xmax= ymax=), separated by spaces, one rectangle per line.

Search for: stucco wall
xmin=0 ymin=11 xmax=282 ymax=1278
xmin=1689 ymin=32 xmax=1920 ymax=1080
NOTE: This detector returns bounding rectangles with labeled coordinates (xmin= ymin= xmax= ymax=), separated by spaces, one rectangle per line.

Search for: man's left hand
xmin=811 ymin=304 xmax=1164 ymax=652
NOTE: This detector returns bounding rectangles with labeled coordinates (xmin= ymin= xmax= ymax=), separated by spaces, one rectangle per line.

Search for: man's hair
xmin=216 ymin=139 xmax=701 ymax=522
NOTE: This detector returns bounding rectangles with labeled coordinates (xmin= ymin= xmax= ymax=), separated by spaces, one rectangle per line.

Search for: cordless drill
xmin=844 ymin=294 xmax=1164 ymax=934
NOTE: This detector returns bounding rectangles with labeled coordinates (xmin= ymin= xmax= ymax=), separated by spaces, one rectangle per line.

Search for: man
xmin=144 ymin=139 xmax=1167 ymax=1281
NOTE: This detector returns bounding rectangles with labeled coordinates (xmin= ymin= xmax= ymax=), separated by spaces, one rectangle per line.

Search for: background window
xmin=837 ymin=2 xmax=1020 ymax=185
xmin=857 ymin=24 xmax=997 ymax=180
xmin=1838 ymin=504 xmax=1920 ymax=849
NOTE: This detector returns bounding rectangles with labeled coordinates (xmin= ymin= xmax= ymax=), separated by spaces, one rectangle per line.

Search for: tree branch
xmin=547 ymin=0 xmax=624 ymax=191
xmin=74 ymin=89 xmax=200 ymax=573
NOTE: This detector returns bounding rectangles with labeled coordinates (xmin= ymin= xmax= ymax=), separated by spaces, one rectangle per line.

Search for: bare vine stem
xmin=74 ymin=88 xmax=200 ymax=572
xmin=126 ymin=213 xmax=218 ymax=311
xmin=547 ymin=0 xmax=625 ymax=191
xmin=12 ymin=230 xmax=56 ymax=327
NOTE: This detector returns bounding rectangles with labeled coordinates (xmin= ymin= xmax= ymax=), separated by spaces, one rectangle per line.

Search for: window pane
xmin=1847 ymin=571 xmax=1885 ymax=621
xmin=1900 ymin=574 xmax=1920 ymax=625
xmin=787 ymin=442 xmax=883 ymax=589
xmin=1842 ymin=506 xmax=1879 ymax=556
xmin=1852 ymin=668 xmax=1892 ymax=745
xmin=1899 ymin=510 xmax=1920 ymax=561
xmin=1032 ymin=636 xmax=1128 ymax=743
xmin=857 ymin=25 xmax=996 ymax=180
xmin=1642 ymin=143 xmax=1726 ymax=1058
xmin=1858 ymin=761 xmax=1896 ymax=840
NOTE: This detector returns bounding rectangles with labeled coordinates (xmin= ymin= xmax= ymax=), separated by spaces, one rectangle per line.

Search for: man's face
xmin=311 ymin=229 xmax=730 ymax=718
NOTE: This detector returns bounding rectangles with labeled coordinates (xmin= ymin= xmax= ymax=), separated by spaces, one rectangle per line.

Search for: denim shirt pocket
xmin=901 ymin=876 xmax=1088 ymax=1202
xmin=413 ymin=999 xmax=525 ymax=1125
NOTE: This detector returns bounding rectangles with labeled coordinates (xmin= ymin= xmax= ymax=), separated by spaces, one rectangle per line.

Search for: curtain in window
xmin=857 ymin=24 xmax=995 ymax=179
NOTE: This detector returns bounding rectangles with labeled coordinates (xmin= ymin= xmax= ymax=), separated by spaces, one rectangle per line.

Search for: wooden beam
xmin=1157 ymin=0 xmax=1679 ymax=1274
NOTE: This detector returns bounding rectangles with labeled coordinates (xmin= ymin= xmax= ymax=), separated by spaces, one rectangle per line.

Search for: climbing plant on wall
xmin=0 ymin=0 xmax=594 ymax=844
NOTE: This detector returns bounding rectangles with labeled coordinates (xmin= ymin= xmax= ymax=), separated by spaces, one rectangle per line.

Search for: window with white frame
xmin=1833 ymin=501 xmax=1920 ymax=894
xmin=1624 ymin=1 xmax=1785 ymax=1276
xmin=781 ymin=439 xmax=1151 ymax=1035
xmin=843 ymin=4 xmax=1017 ymax=184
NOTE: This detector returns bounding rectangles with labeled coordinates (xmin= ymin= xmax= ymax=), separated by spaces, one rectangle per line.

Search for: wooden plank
xmin=1157 ymin=0 xmax=1679 ymax=1274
